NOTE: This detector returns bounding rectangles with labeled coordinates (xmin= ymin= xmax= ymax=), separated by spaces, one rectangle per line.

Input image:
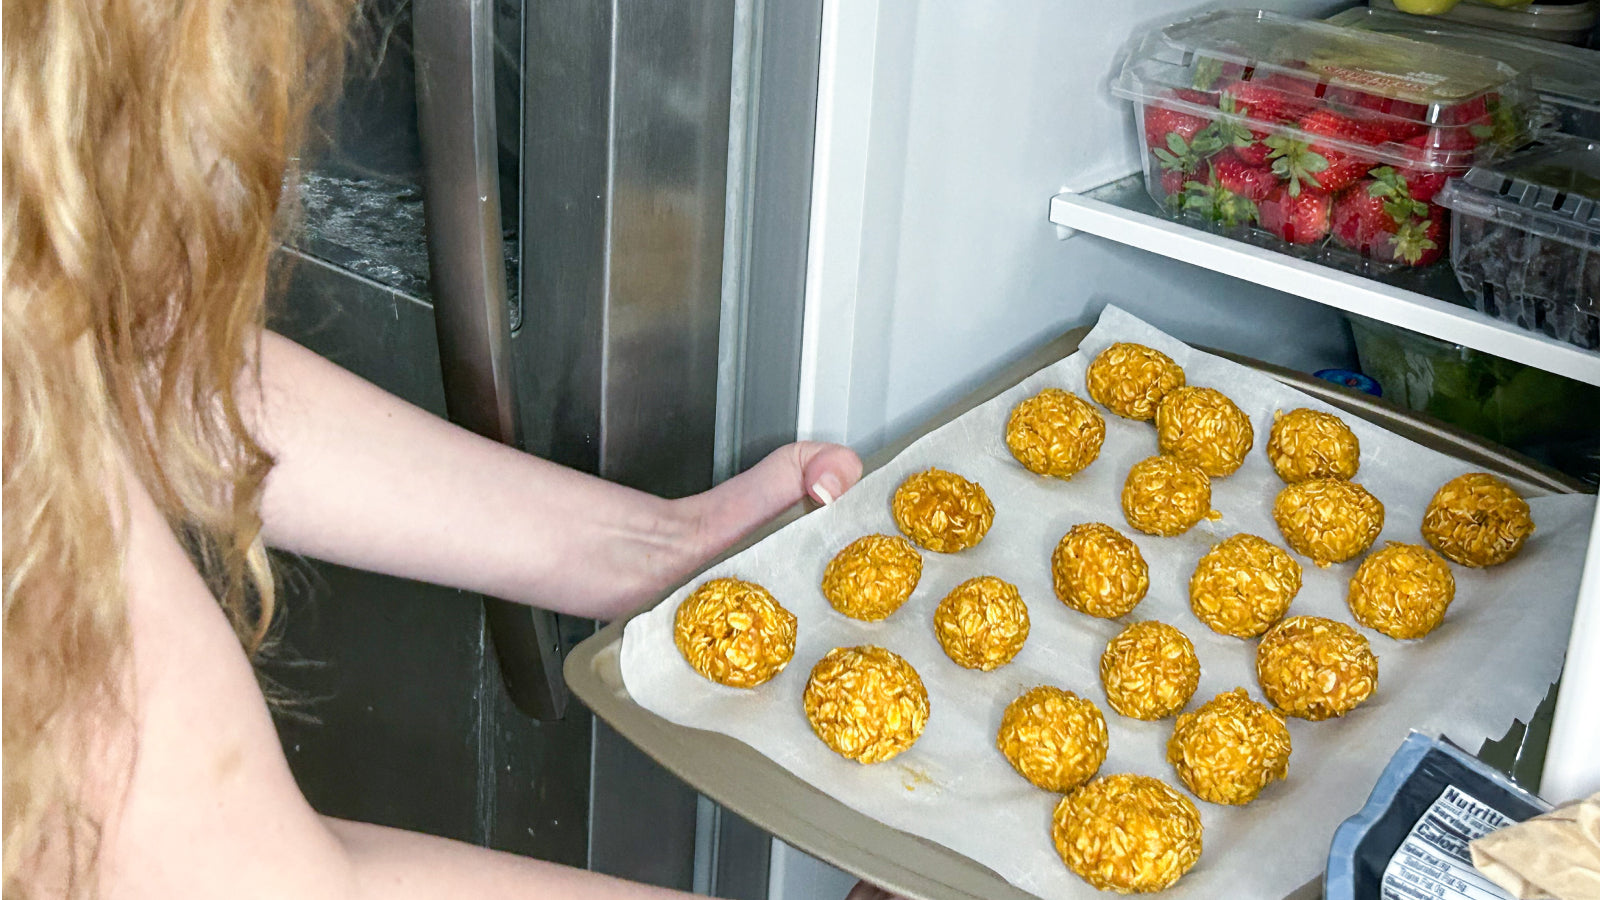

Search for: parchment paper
xmin=620 ymin=306 xmax=1594 ymax=900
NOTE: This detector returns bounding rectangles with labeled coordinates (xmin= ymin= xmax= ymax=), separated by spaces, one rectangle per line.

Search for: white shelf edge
xmin=1050 ymin=191 xmax=1600 ymax=388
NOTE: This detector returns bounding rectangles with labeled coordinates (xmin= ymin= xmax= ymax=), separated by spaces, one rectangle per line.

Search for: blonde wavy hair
xmin=3 ymin=0 xmax=353 ymax=894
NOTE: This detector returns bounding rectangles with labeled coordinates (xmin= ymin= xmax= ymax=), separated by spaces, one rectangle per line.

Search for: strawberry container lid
xmin=1113 ymin=9 xmax=1547 ymax=172
xmin=1436 ymin=136 xmax=1600 ymax=250
xmin=1327 ymin=8 xmax=1600 ymax=127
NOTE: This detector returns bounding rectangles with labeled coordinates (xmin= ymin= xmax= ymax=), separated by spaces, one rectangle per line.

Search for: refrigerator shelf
xmin=1048 ymin=176 xmax=1600 ymax=388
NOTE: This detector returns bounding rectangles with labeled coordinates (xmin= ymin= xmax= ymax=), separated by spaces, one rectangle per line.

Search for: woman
xmin=3 ymin=1 xmax=863 ymax=896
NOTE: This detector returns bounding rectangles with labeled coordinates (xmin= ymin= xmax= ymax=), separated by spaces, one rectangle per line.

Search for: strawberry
xmin=1391 ymin=145 xmax=1449 ymax=203
xmin=1221 ymin=77 xmax=1316 ymax=125
xmin=1382 ymin=206 xmax=1446 ymax=267
xmin=1144 ymin=95 xmax=1212 ymax=149
xmin=1324 ymin=87 xmax=1428 ymax=141
xmin=1210 ymin=95 xmax=1273 ymax=166
xmin=1259 ymin=186 xmax=1330 ymax=245
xmin=1176 ymin=181 xmax=1259 ymax=228
xmin=1151 ymin=117 xmax=1224 ymax=193
xmin=1331 ymin=186 xmax=1398 ymax=254
xmin=1210 ymin=154 xmax=1275 ymax=202
xmin=1158 ymin=163 xmax=1207 ymax=208
xmin=1331 ymin=172 xmax=1427 ymax=255
xmin=1296 ymin=109 xmax=1385 ymax=194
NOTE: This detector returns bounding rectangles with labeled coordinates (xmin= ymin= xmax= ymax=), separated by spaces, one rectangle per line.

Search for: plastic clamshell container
xmin=1113 ymin=9 xmax=1546 ymax=275
xmin=1329 ymin=7 xmax=1600 ymax=139
xmin=1436 ymin=137 xmax=1600 ymax=350
xmin=1369 ymin=0 xmax=1600 ymax=46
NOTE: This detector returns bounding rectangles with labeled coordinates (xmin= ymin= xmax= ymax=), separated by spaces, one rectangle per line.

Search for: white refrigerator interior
xmin=774 ymin=0 xmax=1600 ymax=896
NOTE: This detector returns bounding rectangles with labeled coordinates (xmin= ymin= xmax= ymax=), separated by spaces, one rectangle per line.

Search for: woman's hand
xmin=680 ymin=441 xmax=863 ymax=566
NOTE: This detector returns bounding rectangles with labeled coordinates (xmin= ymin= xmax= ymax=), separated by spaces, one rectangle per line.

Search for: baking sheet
xmin=620 ymin=306 xmax=1594 ymax=900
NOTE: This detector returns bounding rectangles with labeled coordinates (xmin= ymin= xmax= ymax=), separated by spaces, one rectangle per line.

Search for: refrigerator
xmin=271 ymin=1 xmax=1600 ymax=899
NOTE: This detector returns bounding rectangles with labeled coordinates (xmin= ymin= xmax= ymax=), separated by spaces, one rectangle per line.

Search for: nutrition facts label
xmin=1381 ymin=785 xmax=1516 ymax=900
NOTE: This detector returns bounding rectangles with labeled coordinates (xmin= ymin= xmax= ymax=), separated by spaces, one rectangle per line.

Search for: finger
xmin=689 ymin=441 xmax=862 ymax=558
xmin=795 ymin=441 xmax=864 ymax=506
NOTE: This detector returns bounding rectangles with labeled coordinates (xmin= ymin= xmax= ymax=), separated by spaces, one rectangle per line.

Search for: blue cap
xmin=1314 ymin=369 xmax=1382 ymax=397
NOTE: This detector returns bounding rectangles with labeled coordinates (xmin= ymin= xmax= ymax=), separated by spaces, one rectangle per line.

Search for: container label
xmin=1380 ymin=785 xmax=1515 ymax=900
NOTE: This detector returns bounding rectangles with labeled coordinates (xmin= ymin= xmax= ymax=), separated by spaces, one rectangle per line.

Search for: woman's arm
xmin=253 ymin=332 xmax=861 ymax=621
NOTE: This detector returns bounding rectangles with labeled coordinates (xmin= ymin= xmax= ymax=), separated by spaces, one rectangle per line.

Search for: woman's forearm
xmin=253 ymin=332 xmax=859 ymax=619
xmin=327 ymin=818 xmax=697 ymax=900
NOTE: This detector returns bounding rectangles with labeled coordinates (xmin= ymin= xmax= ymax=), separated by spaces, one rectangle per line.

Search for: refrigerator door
xmin=270 ymin=0 xmax=589 ymax=867
xmin=413 ymin=0 xmax=567 ymax=721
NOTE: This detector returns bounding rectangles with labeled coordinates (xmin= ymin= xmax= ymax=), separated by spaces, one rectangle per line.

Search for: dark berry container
xmin=1112 ymin=9 xmax=1545 ymax=275
xmin=1436 ymin=137 xmax=1600 ymax=350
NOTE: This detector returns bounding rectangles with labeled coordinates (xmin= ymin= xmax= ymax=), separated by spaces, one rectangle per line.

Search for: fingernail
xmin=811 ymin=473 xmax=843 ymax=506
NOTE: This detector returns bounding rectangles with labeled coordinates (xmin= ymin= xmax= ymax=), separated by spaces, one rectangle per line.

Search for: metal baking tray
xmin=564 ymin=326 xmax=1587 ymax=900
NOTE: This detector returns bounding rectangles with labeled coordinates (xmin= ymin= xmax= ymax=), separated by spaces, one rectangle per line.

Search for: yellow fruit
xmin=1392 ymin=0 xmax=1462 ymax=14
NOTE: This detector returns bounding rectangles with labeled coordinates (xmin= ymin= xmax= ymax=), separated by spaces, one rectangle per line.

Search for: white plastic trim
xmin=1542 ymin=493 xmax=1600 ymax=805
xmin=1049 ymin=191 xmax=1600 ymax=387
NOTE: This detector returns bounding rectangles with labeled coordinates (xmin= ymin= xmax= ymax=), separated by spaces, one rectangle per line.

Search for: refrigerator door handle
xmin=413 ymin=0 xmax=568 ymax=721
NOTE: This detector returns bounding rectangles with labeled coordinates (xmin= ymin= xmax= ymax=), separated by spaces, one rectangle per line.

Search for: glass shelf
xmin=1050 ymin=176 xmax=1600 ymax=388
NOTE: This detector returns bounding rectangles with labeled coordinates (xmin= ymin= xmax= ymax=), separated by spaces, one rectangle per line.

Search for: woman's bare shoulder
xmin=95 ymin=471 xmax=351 ymax=900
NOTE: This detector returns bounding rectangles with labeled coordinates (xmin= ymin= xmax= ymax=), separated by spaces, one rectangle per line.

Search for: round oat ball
xmin=821 ymin=534 xmax=923 ymax=622
xmin=891 ymin=467 xmax=995 ymax=553
xmin=1256 ymin=616 xmax=1378 ymax=721
xmin=1052 ymin=774 xmax=1204 ymax=894
xmin=1122 ymin=455 xmax=1213 ymax=537
xmin=1005 ymin=388 xmax=1106 ymax=479
xmin=674 ymin=578 xmax=797 ymax=688
xmin=1101 ymin=621 xmax=1201 ymax=720
xmin=1272 ymin=478 xmax=1384 ymax=567
xmin=1189 ymin=534 xmax=1303 ymax=638
xmin=1421 ymin=473 xmax=1535 ymax=568
xmin=1086 ymin=342 xmax=1187 ymax=421
xmin=933 ymin=576 xmax=1030 ymax=671
xmin=1155 ymin=387 xmax=1255 ymax=478
xmin=803 ymin=645 xmax=930 ymax=764
xmin=1167 ymin=688 xmax=1292 ymax=806
xmin=996 ymin=686 xmax=1108 ymax=792
xmin=1267 ymin=408 xmax=1360 ymax=484
xmin=1348 ymin=542 xmax=1456 ymax=640
xmin=1051 ymin=522 xmax=1150 ymax=618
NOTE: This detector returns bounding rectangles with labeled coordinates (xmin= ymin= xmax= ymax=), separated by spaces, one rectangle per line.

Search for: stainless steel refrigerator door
xmin=271 ymin=0 xmax=589 ymax=866
xmin=413 ymin=0 xmax=568 ymax=722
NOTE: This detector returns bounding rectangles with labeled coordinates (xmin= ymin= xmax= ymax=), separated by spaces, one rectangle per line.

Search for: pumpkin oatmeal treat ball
xmin=891 ymin=467 xmax=994 ymax=553
xmin=1273 ymin=478 xmax=1384 ymax=567
xmin=933 ymin=576 xmax=1030 ymax=671
xmin=1005 ymin=388 xmax=1106 ymax=479
xmin=1348 ymin=542 xmax=1456 ymax=640
xmin=1267 ymin=408 xmax=1360 ymax=484
xmin=1256 ymin=616 xmax=1378 ymax=721
xmin=996 ymin=686 xmax=1108 ymax=792
xmin=1189 ymin=534 xmax=1302 ymax=638
xmin=1052 ymin=774 xmax=1203 ymax=894
xmin=1167 ymin=688 xmax=1292 ymax=806
xmin=821 ymin=534 xmax=923 ymax=622
xmin=803 ymin=645 xmax=929 ymax=764
xmin=1422 ymin=473 xmax=1535 ymax=568
xmin=1100 ymin=621 xmax=1201 ymax=721
xmin=674 ymin=578 xmax=797 ymax=688
xmin=1052 ymin=523 xmax=1150 ymax=618
xmin=1155 ymin=386 xmax=1255 ymax=478
xmin=1086 ymin=342 xmax=1186 ymax=422
xmin=1122 ymin=455 xmax=1213 ymax=537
